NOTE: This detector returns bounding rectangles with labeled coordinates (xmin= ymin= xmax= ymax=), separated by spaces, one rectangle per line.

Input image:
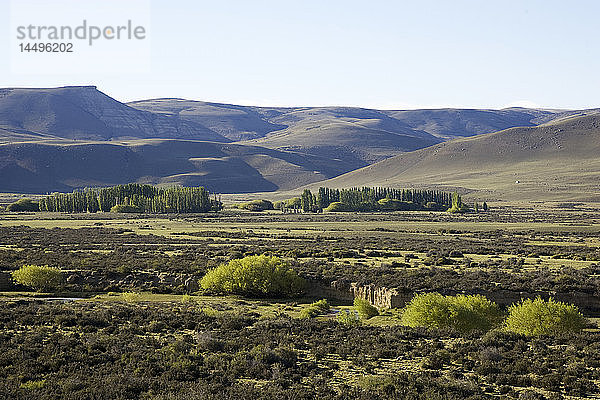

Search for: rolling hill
xmin=384 ymin=108 xmax=554 ymax=139
xmin=239 ymin=107 xmax=443 ymax=165
xmin=127 ymin=98 xmax=288 ymax=142
xmin=0 ymin=139 xmax=354 ymax=194
xmin=130 ymin=100 xmax=444 ymax=165
xmin=1 ymin=85 xmax=597 ymax=197
xmin=308 ymin=113 xmax=600 ymax=202
xmin=0 ymin=86 xmax=229 ymax=142
xmin=131 ymin=99 xmax=562 ymax=165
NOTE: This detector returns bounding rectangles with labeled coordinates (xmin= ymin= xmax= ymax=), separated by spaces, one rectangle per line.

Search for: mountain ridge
xmin=1 ymin=85 xmax=598 ymax=198
xmin=0 ymin=138 xmax=356 ymax=194
xmin=306 ymin=113 xmax=600 ymax=202
xmin=0 ymin=86 xmax=230 ymax=143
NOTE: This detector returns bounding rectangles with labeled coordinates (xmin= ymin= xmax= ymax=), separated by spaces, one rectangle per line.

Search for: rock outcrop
xmin=308 ymin=280 xmax=411 ymax=308
xmin=312 ymin=280 xmax=600 ymax=316
xmin=349 ymin=283 xmax=412 ymax=309
xmin=62 ymin=270 xmax=201 ymax=294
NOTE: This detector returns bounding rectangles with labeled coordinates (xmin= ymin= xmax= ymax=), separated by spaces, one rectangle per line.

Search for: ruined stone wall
xmin=349 ymin=283 xmax=413 ymax=309
xmin=308 ymin=280 xmax=412 ymax=309
xmin=308 ymin=280 xmax=600 ymax=315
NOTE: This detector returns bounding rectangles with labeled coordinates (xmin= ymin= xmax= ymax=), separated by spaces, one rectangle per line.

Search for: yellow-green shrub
xmin=286 ymin=197 xmax=301 ymax=208
xmin=325 ymin=202 xmax=350 ymax=212
xmin=110 ymin=204 xmax=143 ymax=213
xmin=401 ymin=293 xmax=502 ymax=333
xmin=336 ymin=309 xmax=361 ymax=326
xmin=235 ymin=200 xmax=274 ymax=211
xmin=20 ymin=379 xmax=46 ymax=390
xmin=300 ymin=299 xmax=330 ymax=319
xmin=122 ymin=291 xmax=142 ymax=303
xmin=504 ymin=297 xmax=586 ymax=336
xmin=200 ymin=255 xmax=305 ymax=297
xmin=354 ymin=298 xmax=379 ymax=319
xmin=11 ymin=265 xmax=62 ymax=292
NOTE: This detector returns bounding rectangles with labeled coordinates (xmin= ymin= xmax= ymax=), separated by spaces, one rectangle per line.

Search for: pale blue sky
xmin=1 ymin=0 xmax=599 ymax=109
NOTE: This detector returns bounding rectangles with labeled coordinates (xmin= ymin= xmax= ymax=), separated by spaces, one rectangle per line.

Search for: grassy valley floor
xmin=0 ymin=206 xmax=599 ymax=399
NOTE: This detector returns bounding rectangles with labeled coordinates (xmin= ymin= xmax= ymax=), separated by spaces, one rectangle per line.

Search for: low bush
xmin=7 ymin=198 xmax=39 ymax=212
xmin=20 ymin=380 xmax=47 ymax=390
xmin=447 ymin=206 xmax=469 ymax=213
xmin=336 ymin=309 xmax=361 ymax=326
xmin=110 ymin=204 xmax=143 ymax=213
xmin=200 ymin=255 xmax=305 ymax=297
xmin=122 ymin=292 xmax=142 ymax=303
xmin=401 ymin=293 xmax=502 ymax=333
xmin=505 ymin=297 xmax=586 ymax=336
xmin=236 ymin=199 xmax=274 ymax=211
xmin=325 ymin=202 xmax=350 ymax=212
xmin=300 ymin=299 xmax=330 ymax=319
xmin=286 ymin=197 xmax=301 ymax=208
xmin=354 ymin=297 xmax=379 ymax=319
xmin=377 ymin=198 xmax=418 ymax=211
xmin=181 ymin=294 xmax=195 ymax=304
xmin=11 ymin=264 xmax=63 ymax=292
xmin=425 ymin=201 xmax=442 ymax=210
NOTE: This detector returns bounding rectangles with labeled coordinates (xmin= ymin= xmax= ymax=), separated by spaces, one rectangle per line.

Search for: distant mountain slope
xmin=130 ymin=98 xmax=561 ymax=141
xmin=0 ymin=126 xmax=60 ymax=144
xmin=127 ymin=99 xmax=287 ymax=141
xmin=0 ymin=139 xmax=354 ymax=193
xmin=132 ymin=99 xmax=563 ymax=165
xmin=309 ymin=113 xmax=600 ymax=202
xmin=0 ymin=87 xmax=229 ymax=142
xmin=131 ymin=100 xmax=444 ymax=166
xmin=241 ymin=107 xmax=443 ymax=164
xmin=2 ymin=86 xmax=597 ymax=197
xmin=383 ymin=108 xmax=555 ymax=139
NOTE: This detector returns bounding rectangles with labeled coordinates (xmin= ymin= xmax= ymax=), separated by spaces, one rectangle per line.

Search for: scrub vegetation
xmin=400 ymin=293 xmax=503 ymax=333
xmin=0 ymin=205 xmax=599 ymax=399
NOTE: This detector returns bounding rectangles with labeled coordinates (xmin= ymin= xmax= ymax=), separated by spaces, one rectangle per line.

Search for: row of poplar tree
xmin=37 ymin=184 xmax=222 ymax=213
xmin=298 ymin=187 xmax=453 ymax=212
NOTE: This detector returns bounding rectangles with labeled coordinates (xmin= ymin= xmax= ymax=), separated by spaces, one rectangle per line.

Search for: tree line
xmin=38 ymin=184 xmax=222 ymax=213
xmin=288 ymin=187 xmax=454 ymax=212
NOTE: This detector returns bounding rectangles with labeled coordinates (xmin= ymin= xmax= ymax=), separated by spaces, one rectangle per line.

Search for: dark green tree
xmin=7 ymin=198 xmax=39 ymax=212
xmin=301 ymin=189 xmax=314 ymax=212
xmin=38 ymin=184 xmax=221 ymax=214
